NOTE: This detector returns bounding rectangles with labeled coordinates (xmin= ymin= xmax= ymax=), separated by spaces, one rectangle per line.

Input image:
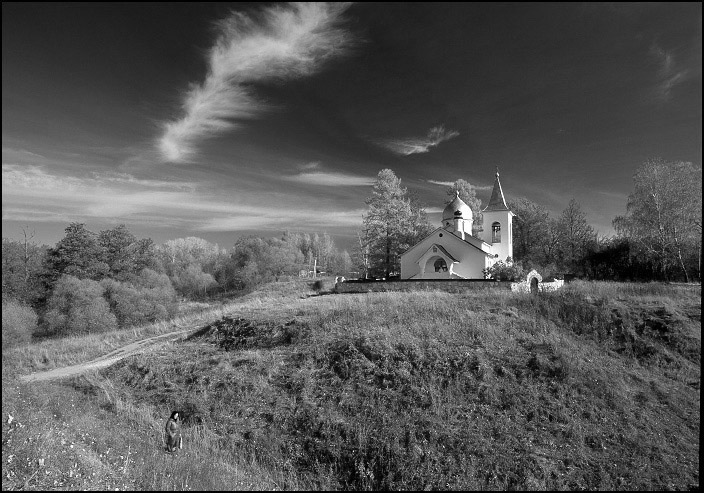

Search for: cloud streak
xmin=158 ymin=2 xmax=353 ymax=162
xmin=379 ymin=125 xmax=460 ymax=156
xmin=650 ymin=43 xmax=690 ymax=102
xmin=2 ymin=164 xmax=364 ymax=231
xmin=283 ymin=170 xmax=374 ymax=186
xmin=427 ymin=179 xmax=492 ymax=191
xmin=427 ymin=179 xmax=455 ymax=187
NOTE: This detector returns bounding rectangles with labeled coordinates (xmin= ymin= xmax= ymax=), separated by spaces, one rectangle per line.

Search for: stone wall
xmin=538 ymin=279 xmax=565 ymax=292
xmin=334 ymin=279 xmax=513 ymax=294
xmin=510 ymin=269 xmax=564 ymax=293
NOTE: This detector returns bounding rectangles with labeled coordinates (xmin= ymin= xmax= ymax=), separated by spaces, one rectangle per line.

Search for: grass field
xmin=2 ymin=279 xmax=700 ymax=490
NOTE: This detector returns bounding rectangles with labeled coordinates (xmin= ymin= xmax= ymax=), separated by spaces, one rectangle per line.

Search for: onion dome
xmin=442 ymin=191 xmax=473 ymax=222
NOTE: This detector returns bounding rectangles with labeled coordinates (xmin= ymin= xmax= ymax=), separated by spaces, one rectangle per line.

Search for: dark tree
xmin=46 ymin=223 xmax=109 ymax=282
xmin=361 ymin=169 xmax=432 ymax=278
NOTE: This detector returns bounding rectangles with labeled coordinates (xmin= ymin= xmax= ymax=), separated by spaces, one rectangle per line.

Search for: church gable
xmin=420 ymin=244 xmax=459 ymax=263
xmin=401 ymin=227 xmax=490 ymax=259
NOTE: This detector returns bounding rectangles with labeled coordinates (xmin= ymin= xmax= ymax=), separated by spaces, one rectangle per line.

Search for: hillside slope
xmin=3 ymin=280 xmax=700 ymax=490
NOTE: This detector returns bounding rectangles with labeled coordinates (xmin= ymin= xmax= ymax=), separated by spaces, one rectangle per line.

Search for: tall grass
xmin=3 ymin=280 xmax=700 ymax=490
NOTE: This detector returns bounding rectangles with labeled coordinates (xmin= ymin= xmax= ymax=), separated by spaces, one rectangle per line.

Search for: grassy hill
xmin=2 ymin=279 xmax=700 ymax=490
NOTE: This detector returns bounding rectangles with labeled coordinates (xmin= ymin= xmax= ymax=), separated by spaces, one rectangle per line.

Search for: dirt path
xmin=19 ymin=327 xmax=201 ymax=384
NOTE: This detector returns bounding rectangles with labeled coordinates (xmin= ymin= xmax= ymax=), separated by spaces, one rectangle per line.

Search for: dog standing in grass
xmin=164 ymin=411 xmax=182 ymax=453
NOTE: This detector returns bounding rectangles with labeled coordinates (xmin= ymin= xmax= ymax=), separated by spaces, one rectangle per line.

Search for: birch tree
xmin=614 ymin=158 xmax=702 ymax=281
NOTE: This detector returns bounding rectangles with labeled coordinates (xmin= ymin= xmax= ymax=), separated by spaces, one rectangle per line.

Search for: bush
xmin=44 ymin=275 xmax=117 ymax=335
xmin=101 ymin=269 xmax=177 ymax=327
xmin=483 ymin=258 xmax=526 ymax=281
xmin=172 ymin=264 xmax=218 ymax=298
xmin=2 ymin=298 xmax=37 ymax=348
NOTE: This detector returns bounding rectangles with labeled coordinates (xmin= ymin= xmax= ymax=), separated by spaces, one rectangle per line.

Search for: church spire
xmin=484 ymin=168 xmax=509 ymax=211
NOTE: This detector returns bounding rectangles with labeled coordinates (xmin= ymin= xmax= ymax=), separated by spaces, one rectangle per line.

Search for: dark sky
xmin=2 ymin=3 xmax=702 ymax=251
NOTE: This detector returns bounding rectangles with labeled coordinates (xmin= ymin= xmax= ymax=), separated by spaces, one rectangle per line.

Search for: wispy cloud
xmin=427 ymin=179 xmax=492 ymax=191
xmin=283 ymin=168 xmax=374 ymax=186
xmin=379 ymin=125 xmax=460 ymax=156
xmin=2 ymin=164 xmax=365 ymax=231
xmin=427 ymin=180 xmax=455 ymax=187
xmin=299 ymin=161 xmax=321 ymax=170
xmin=158 ymin=2 xmax=353 ymax=163
xmin=199 ymin=208 xmax=365 ymax=232
xmin=650 ymin=42 xmax=690 ymax=102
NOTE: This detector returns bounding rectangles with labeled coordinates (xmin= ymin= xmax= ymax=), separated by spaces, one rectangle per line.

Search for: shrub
xmin=101 ymin=269 xmax=177 ymax=327
xmin=44 ymin=275 xmax=117 ymax=335
xmin=2 ymin=298 xmax=37 ymax=348
xmin=240 ymin=259 xmax=266 ymax=289
xmin=483 ymin=258 xmax=526 ymax=281
xmin=172 ymin=264 xmax=218 ymax=298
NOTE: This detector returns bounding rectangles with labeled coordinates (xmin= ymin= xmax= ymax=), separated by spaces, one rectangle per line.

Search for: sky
xmin=2 ymin=2 xmax=702 ymax=252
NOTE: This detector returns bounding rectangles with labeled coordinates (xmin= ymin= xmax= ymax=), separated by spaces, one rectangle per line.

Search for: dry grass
xmin=2 ymin=279 xmax=700 ymax=490
xmin=2 ymin=279 xmax=324 ymax=377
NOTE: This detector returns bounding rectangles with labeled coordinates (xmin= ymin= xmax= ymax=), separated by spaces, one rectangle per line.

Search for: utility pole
xmin=313 ymin=257 xmax=317 ymax=279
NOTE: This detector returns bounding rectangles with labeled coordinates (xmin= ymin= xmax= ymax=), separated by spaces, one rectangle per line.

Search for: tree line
xmin=2 ymin=225 xmax=352 ymax=346
xmin=356 ymin=158 xmax=702 ymax=282
xmin=2 ymin=157 xmax=700 ymax=346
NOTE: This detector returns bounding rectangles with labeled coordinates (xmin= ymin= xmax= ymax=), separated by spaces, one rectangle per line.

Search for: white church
xmin=400 ymin=171 xmax=515 ymax=279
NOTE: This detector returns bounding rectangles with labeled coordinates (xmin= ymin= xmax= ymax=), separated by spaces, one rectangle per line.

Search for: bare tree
xmin=557 ymin=199 xmax=596 ymax=275
xmin=614 ymin=159 xmax=702 ymax=281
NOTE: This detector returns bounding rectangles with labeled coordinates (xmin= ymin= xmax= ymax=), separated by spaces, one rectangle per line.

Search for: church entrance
xmin=530 ymin=276 xmax=539 ymax=294
xmin=433 ymin=258 xmax=448 ymax=272
xmin=423 ymin=256 xmax=450 ymax=278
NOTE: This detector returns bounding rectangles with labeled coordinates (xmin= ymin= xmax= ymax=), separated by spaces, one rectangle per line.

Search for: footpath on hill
xmin=19 ymin=326 xmax=203 ymax=383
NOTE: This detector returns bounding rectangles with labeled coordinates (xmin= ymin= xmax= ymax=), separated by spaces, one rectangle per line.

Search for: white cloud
xmin=427 ymin=179 xmax=492 ymax=191
xmin=283 ymin=170 xmax=374 ymax=186
xmin=427 ymin=180 xmax=455 ymax=187
xmin=1 ymin=164 xmax=195 ymax=195
xmin=298 ymin=161 xmax=321 ymax=170
xmin=2 ymin=164 xmax=365 ymax=231
xmin=650 ymin=42 xmax=690 ymax=102
xmin=379 ymin=125 xmax=460 ymax=156
xmin=158 ymin=2 xmax=353 ymax=162
xmin=199 ymin=208 xmax=365 ymax=232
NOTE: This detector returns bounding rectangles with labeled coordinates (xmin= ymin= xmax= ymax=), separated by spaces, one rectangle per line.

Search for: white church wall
xmin=400 ymin=229 xmax=489 ymax=279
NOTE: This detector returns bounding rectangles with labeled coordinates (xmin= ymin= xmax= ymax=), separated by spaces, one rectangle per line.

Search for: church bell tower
xmin=480 ymin=170 xmax=514 ymax=262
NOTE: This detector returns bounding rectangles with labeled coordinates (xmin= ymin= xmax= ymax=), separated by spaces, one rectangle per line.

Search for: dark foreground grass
xmin=2 ymin=280 xmax=700 ymax=490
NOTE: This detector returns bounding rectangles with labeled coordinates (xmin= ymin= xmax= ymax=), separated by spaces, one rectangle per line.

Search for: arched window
xmin=434 ymin=258 xmax=448 ymax=272
xmin=491 ymin=222 xmax=501 ymax=243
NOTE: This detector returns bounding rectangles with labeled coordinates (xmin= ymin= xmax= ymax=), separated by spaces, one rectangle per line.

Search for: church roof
xmin=483 ymin=170 xmax=510 ymax=212
xmin=433 ymin=244 xmax=460 ymax=263
xmin=401 ymin=227 xmax=493 ymax=258
xmin=442 ymin=191 xmax=473 ymax=221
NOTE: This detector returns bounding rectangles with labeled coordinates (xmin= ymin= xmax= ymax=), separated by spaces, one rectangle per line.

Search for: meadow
xmin=2 ymin=279 xmax=700 ymax=490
